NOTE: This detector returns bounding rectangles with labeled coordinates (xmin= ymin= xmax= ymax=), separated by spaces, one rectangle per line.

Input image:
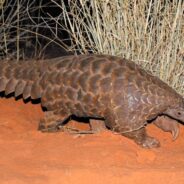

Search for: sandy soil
xmin=0 ymin=98 xmax=184 ymax=184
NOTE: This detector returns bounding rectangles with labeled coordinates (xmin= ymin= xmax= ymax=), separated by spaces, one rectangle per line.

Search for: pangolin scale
xmin=0 ymin=54 xmax=184 ymax=148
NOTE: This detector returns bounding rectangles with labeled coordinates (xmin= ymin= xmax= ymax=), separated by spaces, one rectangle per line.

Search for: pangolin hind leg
xmin=122 ymin=127 xmax=160 ymax=148
xmin=39 ymin=110 xmax=107 ymax=134
xmin=38 ymin=110 xmax=70 ymax=132
xmin=89 ymin=119 xmax=107 ymax=133
xmin=153 ymin=116 xmax=179 ymax=140
xmin=56 ymin=119 xmax=107 ymax=134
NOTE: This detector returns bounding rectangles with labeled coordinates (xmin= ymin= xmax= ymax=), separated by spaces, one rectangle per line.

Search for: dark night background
xmin=0 ymin=0 xmax=74 ymax=59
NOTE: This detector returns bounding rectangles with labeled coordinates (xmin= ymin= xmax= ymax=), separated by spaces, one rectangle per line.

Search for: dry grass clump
xmin=53 ymin=0 xmax=184 ymax=95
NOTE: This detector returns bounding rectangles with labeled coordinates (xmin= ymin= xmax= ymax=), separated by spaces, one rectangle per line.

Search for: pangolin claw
xmin=171 ymin=126 xmax=179 ymax=141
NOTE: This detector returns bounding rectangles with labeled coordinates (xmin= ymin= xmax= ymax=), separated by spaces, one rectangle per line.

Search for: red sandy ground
xmin=0 ymin=98 xmax=184 ymax=184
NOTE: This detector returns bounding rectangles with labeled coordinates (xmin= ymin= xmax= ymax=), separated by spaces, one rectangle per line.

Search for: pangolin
xmin=0 ymin=54 xmax=184 ymax=148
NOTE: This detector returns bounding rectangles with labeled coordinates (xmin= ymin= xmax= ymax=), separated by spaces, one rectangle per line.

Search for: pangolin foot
xmin=139 ymin=136 xmax=160 ymax=148
xmin=122 ymin=127 xmax=160 ymax=149
xmin=154 ymin=116 xmax=179 ymax=140
xmin=38 ymin=120 xmax=61 ymax=132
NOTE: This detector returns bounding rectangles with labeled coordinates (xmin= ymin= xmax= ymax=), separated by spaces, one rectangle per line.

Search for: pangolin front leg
xmin=153 ymin=116 xmax=179 ymax=140
xmin=122 ymin=127 xmax=160 ymax=148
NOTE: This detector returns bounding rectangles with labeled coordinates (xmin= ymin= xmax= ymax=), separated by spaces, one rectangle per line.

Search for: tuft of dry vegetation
xmin=0 ymin=0 xmax=183 ymax=94
xmin=53 ymin=0 xmax=184 ymax=95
